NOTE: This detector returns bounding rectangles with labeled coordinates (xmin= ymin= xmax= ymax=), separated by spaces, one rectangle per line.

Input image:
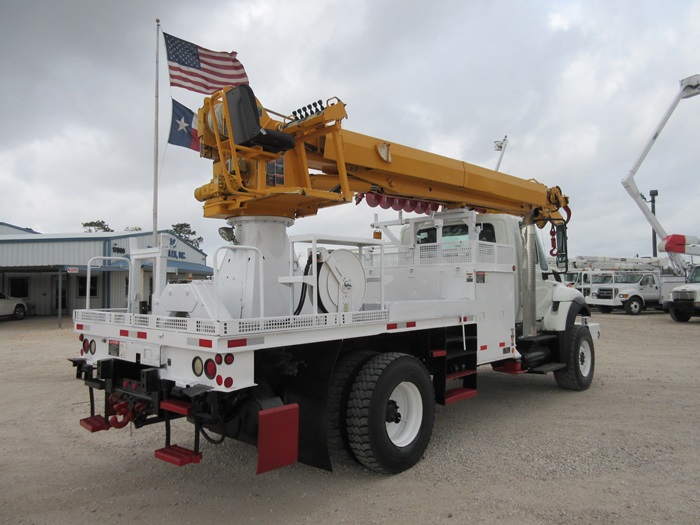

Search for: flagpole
xmin=153 ymin=18 xmax=160 ymax=246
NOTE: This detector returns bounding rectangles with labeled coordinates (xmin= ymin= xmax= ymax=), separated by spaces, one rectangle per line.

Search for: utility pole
xmin=650 ymin=189 xmax=658 ymax=257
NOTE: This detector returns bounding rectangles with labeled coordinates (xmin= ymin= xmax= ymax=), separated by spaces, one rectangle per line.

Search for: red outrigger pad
xmin=256 ymin=403 xmax=299 ymax=474
xmin=80 ymin=415 xmax=110 ymax=432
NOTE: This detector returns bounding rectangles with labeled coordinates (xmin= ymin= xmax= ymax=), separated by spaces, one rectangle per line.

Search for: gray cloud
xmin=1 ymin=0 xmax=699 ymax=264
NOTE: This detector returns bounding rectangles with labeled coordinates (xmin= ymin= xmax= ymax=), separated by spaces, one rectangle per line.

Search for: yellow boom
xmin=194 ymin=85 xmax=569 ymax=223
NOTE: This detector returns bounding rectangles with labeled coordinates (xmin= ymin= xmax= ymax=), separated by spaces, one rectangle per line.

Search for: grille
xmin=596 ymin=288 xmax=614 ymax=300
xmin=672 ymin=290 xmax=695 ymax=301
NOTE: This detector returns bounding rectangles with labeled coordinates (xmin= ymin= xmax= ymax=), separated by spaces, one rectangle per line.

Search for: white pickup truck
xmin=588 ymin=271 xmax=685 ymax=315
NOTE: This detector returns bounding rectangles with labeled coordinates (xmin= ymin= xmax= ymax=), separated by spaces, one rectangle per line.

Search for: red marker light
xmin=204 ymin=359 xmax=217 ymax=380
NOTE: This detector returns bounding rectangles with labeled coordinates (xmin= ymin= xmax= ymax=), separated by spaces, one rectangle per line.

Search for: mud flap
xmin=282 ymin=340 xmax=341 ymax=471
xmin=257 ymin=403 xmax=299 ymax=474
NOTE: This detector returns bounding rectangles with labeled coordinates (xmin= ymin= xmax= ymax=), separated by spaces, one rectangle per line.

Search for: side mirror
xmin=555 ymin=223 xmax=568 ymax=270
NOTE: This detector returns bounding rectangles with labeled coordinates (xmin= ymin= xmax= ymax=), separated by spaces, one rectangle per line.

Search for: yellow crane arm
xmin=194 ymin=85 xmax=569 ymax=223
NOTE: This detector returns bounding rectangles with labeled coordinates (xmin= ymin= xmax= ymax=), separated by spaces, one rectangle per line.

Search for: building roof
xmin=0 ymin=226 xmax=211 ymax=274
xmin=0 ymin=222 xmax=40 ymax=235
xmin=0 ymin=228 xmax=207 ymax=257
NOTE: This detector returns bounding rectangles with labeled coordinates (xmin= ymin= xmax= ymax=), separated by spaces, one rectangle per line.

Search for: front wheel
xmin=346 ymin=353 xmax=435 ymax=474
xmin=554 ymin=325 xmax=594 ymax=391
xmin=624 ymin=297 xmax=643 ymax=315
xmin=669 ymin=308 xmax=691 ymax=323
xmin=597 ymin=305 xmax=613 ymax=314
xmin=13 ymin=305 xmax=26 ymax=320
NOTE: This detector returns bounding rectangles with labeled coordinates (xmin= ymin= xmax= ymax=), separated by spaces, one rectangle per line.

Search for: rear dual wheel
xmin=327 ymin=349 xmax=377 ymax=463
xmin=346 ymin=352 xmax=435 ymax=474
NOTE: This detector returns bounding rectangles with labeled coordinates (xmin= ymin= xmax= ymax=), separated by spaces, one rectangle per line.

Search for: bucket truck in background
xmin=567 ymin=256 xmax=683 ymax=315
xmin=621 ymin=74 xmax=700 ymax=321
xmin=69 ymin=82 xmax=598 ymax=475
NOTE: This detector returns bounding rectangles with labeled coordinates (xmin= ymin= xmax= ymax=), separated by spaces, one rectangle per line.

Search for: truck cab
xmin=399 ymin=212 xmax=590 ymax=332
xmin=665 ymin=265 xmax=700 ymax=322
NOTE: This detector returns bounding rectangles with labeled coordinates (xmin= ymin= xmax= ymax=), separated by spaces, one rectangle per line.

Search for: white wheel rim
xmin=578 ymin=340 xmax=592 ymax=377
xmin=385 ymin=381 xmax=423 ymax=447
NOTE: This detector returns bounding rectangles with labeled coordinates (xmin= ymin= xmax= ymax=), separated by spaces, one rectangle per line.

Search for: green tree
xmin=124 ymin=226 xmax=143 ymax=232
xmin=82 ymin=220 xmax=113 ymax=232
xmin=171 ymin=223 xmax=203 ymax=249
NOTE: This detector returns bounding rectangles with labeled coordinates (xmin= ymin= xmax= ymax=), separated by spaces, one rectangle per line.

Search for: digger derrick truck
xmin=70 ymin=84 xmax=599 ymax=475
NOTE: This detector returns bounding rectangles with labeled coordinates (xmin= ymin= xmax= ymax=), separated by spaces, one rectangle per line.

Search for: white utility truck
xmin=588 ymin=270 xmax=684 ymax=315
xmin=70 ymin=84 xmax=599 ymax=474
xmin=566 ymin=256 xmax=665 ymax=301
xmin=568 ymin=270 xmax=612 ymax=299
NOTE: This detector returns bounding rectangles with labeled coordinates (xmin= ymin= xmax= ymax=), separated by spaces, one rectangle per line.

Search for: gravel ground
xmin=1 ymin=312 xmax=699 ymax=524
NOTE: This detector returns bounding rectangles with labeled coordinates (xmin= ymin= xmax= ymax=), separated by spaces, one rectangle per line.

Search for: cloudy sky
xmin=2 ymin=0 xmax=699 ymax=264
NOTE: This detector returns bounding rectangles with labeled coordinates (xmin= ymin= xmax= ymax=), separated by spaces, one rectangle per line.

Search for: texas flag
xmin=168 ymin=99 xmax=200 ymax=151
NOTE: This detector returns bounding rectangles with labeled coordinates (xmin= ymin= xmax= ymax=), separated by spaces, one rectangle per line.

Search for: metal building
xmin=0 ymin=222 xmax=212 ymax=318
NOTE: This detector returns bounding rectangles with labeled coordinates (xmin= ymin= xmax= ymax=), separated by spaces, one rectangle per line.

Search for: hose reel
xmin=312 ymin=249 xmax=367 ymax=314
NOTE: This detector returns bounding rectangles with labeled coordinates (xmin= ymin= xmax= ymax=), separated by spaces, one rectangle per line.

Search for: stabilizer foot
xmin=80 ymin=415 xmax=110 ymax=432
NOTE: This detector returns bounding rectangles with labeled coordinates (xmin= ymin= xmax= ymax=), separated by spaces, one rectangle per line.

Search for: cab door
xmin=639 ymin=273 xmax=659 ymax=303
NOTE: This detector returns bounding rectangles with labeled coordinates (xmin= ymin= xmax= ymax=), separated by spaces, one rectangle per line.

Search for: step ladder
xmin=79 ymin=381 xmax=110 ymax=432
xmin=432 ymin=326 xmax=478 ymax=406
xmin=154 ymin=399 xmax=203 ymax=466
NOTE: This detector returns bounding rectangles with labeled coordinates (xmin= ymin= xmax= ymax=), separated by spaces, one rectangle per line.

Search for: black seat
xmin=225 ymin=85 xmax=295 ymax=153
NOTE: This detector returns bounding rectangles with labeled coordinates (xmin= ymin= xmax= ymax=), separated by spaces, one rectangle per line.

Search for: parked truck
xmin=663 ymin=264 xmax=700 ymax=321
xmin=566 ymin=256 xmax=665 ymax=301
xmin=588 ymin=270 xmax=684 ymax=314
xmin=660 ymin=235 xmax=700 ymax=321
xmin=621 ymin=74 xmax=700 ymax=322
xmin=70 ymin=84 xmax=599 ymax=474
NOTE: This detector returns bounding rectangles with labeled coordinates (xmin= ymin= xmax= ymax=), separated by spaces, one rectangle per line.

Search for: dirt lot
xmin=1 ymin=312 xmax=699 ymax=524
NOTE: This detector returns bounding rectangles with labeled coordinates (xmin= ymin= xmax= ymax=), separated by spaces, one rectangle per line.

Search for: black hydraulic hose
xmin=293 ymin=254 xmax=313 ymax=316
xmin=199 ymin=420 xmax=227 ymax=445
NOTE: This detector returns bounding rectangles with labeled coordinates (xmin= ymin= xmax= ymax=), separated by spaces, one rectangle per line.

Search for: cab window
xmin=416 ymin=223 xmax=495 ymax=244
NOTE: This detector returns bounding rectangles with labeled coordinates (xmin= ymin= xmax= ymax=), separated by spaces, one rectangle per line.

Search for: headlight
xmin=619 ymin=293 xmax=628 ymax=299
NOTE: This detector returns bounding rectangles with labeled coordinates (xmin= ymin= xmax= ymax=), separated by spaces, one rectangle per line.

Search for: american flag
xmin=163 ymin=33 xmax=249 ymax=95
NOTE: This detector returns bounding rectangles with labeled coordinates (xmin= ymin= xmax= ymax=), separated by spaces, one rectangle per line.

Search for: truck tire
xmin=554 ymin=325 xmax=594 ymax=391
xmin=597 ymin=306 xmax=613 ymax=314
xmin=624 ymin=297 xmax=643 ymax=315
xmin=13 ymin=305 xmax=26 ymax=320
xmin=327 ymin=349 xmax=377 ymax=463
xmin=669 ymin=308 xmax=691 ymax=323
xmin=346 ymin=352 xmax=435 ymax=474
